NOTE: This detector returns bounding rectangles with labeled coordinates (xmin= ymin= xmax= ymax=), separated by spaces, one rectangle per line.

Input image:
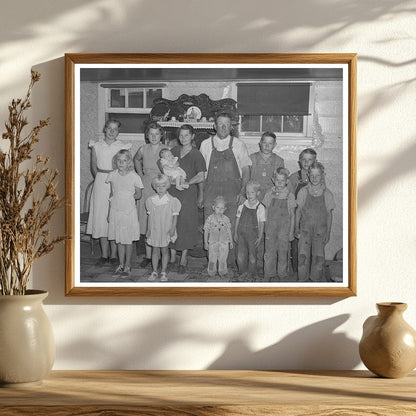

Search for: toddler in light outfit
xmin=203 ymin=196 xmax=234 ymax=278
xmin=159 ymin=148 xmax=189 ymax=191
xmin=146 ymin=174 xmax=181 ymax=282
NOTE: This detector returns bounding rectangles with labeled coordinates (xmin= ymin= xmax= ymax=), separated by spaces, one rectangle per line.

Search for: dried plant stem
xmin=0 ymin=71 xmax=66 ymax=295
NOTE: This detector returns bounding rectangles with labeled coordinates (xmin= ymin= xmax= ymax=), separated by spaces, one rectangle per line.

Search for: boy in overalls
xmin=295 ymin=162 xmax=335 ymax=282
xmin=234 ymin=181 xmax=266 ymax=280
xmin=249 ymin=131 xmax=285 ymax=271
xmin=288 ymin=148 xmax=317 ymax=273
xmin=263 ymin=168 xmax=296 ymax=281
xmin=250 ymin=132 xmax=285 ymax=201
xmin=200 ymin=113 xmax=251 ymax=267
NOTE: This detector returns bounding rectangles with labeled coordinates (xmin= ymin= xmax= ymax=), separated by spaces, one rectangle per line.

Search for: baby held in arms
xmin=159 ymin=148 xmax=189 ymax=191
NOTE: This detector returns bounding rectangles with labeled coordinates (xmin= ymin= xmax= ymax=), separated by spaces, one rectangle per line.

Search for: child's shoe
xmin=219 ymin=271 xmax=228 ymax=279
xmin=112 ymin=265 xmax=124 ymax=277
xmin=207 ymin=262 xmax=216 ymax=277
xmin=238 ymin=271 xmax=249 ymax=282
xmin=109 ymin=257 xmax=118 ymax=266
xmin=148 ymin=271 xmax=158 ymax=281
xmin=121 ymin=266 xmax=131 ymax=278
xmin=95 ymin=257 xmax=109 ymax=267
xmin=160 ymin=271 xmax=168 ymax=282
xmin=140 ymin=257 xmax=152 ymax=268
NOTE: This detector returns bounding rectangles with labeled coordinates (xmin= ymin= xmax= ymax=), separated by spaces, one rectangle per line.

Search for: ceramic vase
xmin=359 ymin=302 xmax=416 ymax=378
xmin=0 ymin=290 xmax=55 ymax=387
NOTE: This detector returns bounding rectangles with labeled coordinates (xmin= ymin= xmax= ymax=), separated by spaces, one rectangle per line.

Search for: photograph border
xmin=65 ymin=53 xmax=357 ymax=297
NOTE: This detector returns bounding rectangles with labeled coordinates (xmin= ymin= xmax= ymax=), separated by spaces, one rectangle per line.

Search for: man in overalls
xmin=200 ymin=113 xmax=251 ymax=268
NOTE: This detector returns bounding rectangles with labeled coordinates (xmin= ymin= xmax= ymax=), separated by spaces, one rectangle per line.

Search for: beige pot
xmin=0 ymin=290 xmax=55 ymax=387
xmin=359 ymin=302 xmax=416 ymax=378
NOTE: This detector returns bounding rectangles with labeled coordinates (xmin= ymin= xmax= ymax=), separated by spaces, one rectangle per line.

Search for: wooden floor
xmin=80 ymin=238 xmax=342 ymax=284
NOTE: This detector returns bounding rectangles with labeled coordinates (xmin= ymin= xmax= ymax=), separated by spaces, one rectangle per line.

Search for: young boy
xmin=295 ymin=162 xmax=335 ymax=282
xmin=203 ymin=196 xmax=234 ymax=278
xmin=288 ymin=148 xmax=317 ymax=273
xmin=234 ymin=181 xmax=266 ymax=280
xmin=263 ymin=168 xmax=296 ymax=281
xmin=288 ymin=148 xmax=317 ymax=196
xmin=250 ymin=132 xmax=285 ymax=202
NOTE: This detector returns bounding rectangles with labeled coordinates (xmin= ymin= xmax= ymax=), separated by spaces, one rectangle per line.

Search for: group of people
xmin=86 ymin=112 xmax=335 ymax=283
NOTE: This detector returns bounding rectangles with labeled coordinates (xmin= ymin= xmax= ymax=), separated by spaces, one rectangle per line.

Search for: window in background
xmin=237 ymin=83 xmax=311 ymax=137
xmin=102 ymin=84 xmax=165 ymax=134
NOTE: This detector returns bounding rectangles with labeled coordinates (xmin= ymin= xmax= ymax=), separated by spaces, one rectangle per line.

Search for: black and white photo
xmin=65 ymin=54 xmax=356 ymax=296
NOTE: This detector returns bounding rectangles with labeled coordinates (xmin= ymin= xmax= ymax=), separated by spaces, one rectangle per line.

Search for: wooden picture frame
xmin=65 ymin=53 xmax=356 ymax=297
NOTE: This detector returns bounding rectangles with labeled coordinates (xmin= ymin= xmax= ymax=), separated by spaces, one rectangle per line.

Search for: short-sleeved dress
xmin=146 ymin=193 xmax=181 ymax=248
xmin=86 ymin=139 xmax=132 ymax=238
xmin=137 ymin=143 xmax=166 ymax=234
xmin=168 ymin=146 xmax=206 ymax=251
xmin=106 ymin=170 xmax=143 ymax=245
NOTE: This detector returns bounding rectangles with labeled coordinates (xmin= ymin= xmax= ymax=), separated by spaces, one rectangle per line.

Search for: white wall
xmin=1 ymin=0 xmax=415 ymax=370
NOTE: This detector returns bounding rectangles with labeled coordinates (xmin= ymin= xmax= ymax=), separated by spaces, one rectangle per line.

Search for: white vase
xmin=0 ymin=290 xmax=55 ymax=386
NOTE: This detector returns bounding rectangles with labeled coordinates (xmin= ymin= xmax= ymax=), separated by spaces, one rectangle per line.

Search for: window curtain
xmin=237 ymin=83 xmax=310 ymax=115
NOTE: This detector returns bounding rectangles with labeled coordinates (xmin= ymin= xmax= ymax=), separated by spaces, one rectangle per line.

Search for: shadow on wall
xmin=54 ymin=308 xmax=359 ymax=370
xmin=207 ymin=314 xmax=360 ymax=370
xmin=55 ymin=311 xmax=214 ymax=369
xmin=358 ymin=138 xmax=416 ymax=210
xmin=0 ymin=0 xmax=413 ymax=52
xmin=0 ymin=0 xmax=414 ymax=97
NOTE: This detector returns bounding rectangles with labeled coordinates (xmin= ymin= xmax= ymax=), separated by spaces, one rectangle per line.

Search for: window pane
xmin=282 ymin=115 xmax=303 ymax=133
xmin=146 ymin=88 xmax=162 ymax=108
xmin=107 ymin=113 xmax=149 ymax=134
xmin=263 ymin=115 xmax=282 ymax=133
xmin=110 ymin=89 xmax=125 ymax=108
xmin=128 ymin=90 xmax=144 ymax=108
xmin=241 ymin=115 xmax=260 ymax=132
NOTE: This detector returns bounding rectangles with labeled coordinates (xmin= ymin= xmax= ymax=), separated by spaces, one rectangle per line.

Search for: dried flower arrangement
xmin=0 ymin=71 xmax=66 ymax=295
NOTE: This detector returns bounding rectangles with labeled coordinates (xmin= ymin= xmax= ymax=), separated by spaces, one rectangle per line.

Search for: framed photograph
xmin=65 ymin=53 xmax=356 ymax=297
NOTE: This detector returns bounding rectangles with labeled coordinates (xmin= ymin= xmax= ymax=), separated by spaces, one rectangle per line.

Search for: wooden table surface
xmin=1 ymin=370 xmax=415 ymax=415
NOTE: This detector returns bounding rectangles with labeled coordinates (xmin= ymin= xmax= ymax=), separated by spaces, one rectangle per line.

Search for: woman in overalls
xmin=200 ymin=113 xmax=251 ymax=267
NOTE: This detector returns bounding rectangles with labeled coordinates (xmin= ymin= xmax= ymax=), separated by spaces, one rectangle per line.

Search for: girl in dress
xmin=87 ymin=119 xmax=132 ymax=265
xmin=106 ymin=149 xmax=143 ymax=278
xmin=145 ymin=174 xmax=181 ymax=282
xmin=134 ymin=122 xmax=167 ymax=267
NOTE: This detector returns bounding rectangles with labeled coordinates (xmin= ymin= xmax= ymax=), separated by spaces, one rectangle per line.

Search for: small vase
xmin=359 ymin=302 xmax=416 ymax=378
xmin=0 ymin=290 xmax=55 ymax=387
